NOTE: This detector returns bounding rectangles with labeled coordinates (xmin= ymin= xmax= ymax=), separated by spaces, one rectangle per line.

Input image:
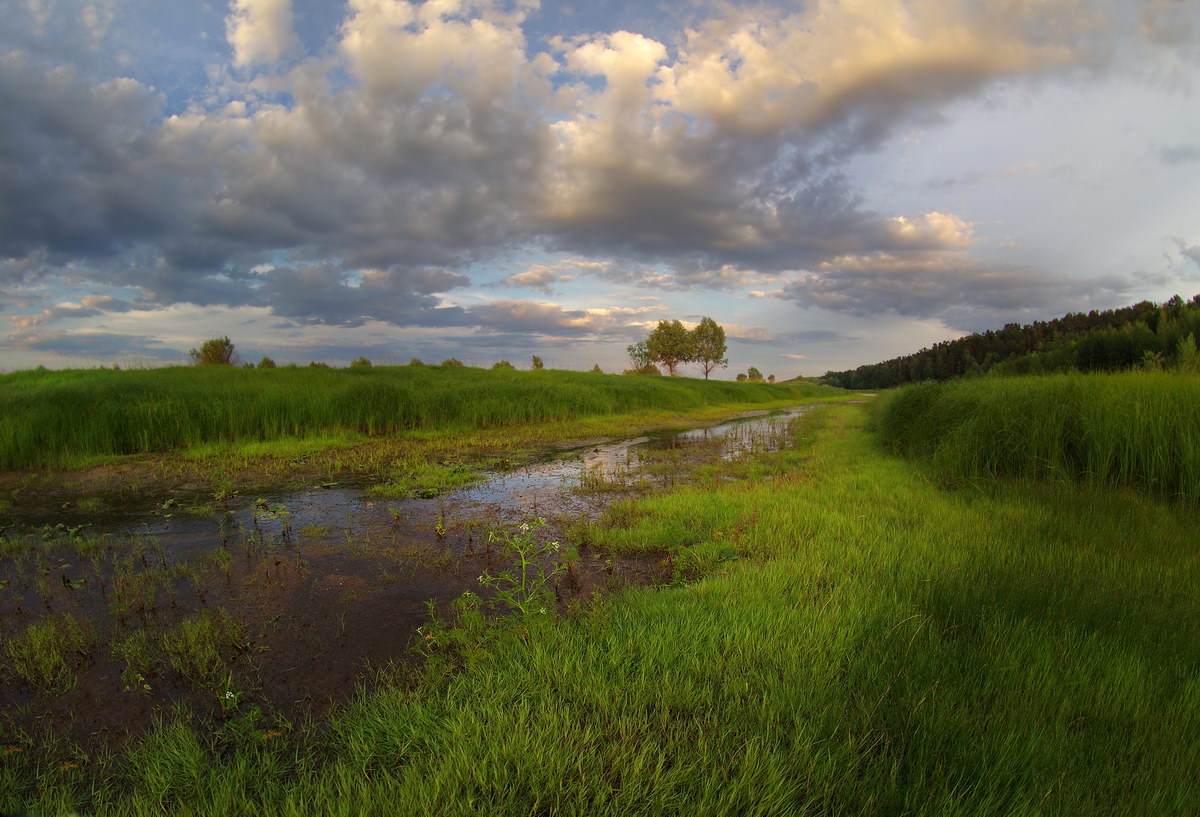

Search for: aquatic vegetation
xmin=4 ymin=614 xmax=90 ymax=693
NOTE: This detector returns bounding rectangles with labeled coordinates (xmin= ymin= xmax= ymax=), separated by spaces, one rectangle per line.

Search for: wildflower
xmin=224 ymin=691 xmax=235 ymax=700
xmin=519 ymin=523 xmax=530 ymax=532
xmin=539 ymin=607 xmax=547 ymax=614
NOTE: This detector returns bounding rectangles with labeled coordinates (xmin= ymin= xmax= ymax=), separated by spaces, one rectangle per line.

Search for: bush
xmin=441 ymin=358 xmax=464 ymax=367
xmin=258 ymin=356 xmax=277 ymax=369
xmin=492 ymin=360 xmax=515 ymax=370
xmin=188 ymin=337 xmax=237 ymax=366
xmin=350 ymin=357 xmax=372 ymax=368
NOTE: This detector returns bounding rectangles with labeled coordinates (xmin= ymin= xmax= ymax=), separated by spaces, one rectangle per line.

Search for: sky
xmin=1 ymin=0 xmax=1199 ymax=378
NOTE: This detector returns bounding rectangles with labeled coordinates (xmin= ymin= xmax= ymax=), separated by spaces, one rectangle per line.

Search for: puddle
xmin=0 ymin=405 xmax=811 ymax=746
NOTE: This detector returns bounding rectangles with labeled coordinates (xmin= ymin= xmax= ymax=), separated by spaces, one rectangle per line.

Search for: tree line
xmin=822 ymin=294 xmax=1200 ymax=389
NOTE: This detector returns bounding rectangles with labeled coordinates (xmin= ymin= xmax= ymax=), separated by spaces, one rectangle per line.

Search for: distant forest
xmin=822 ymin=294 xmax=1200 ymax=389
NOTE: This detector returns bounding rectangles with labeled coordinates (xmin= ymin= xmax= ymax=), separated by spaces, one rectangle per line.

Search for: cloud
xmin=226 ymin=0 xmax=301 ymax=67
xmin=0 ymin=0 xmax=1167 ymax=336
xmin=9 ymin=329 xmax=179 ymax=360
xmin=777 ymin=256 xmax=1138 ymax=331
xmin=1161 ymin=144 xmax=1200 ymax=165
xmin=466 ymin=299 xmax=651 ymax=337
xmin=7 ymin=295 xmax=132 ymax=330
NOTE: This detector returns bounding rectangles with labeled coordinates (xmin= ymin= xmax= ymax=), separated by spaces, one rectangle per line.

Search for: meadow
xmin=3 ymin=374 xmax=1197 ymax=816
xmin=0 ymin=365 xmax=832 ymax=470
xmin=870 ymin=371 xmax=1200 ymax=501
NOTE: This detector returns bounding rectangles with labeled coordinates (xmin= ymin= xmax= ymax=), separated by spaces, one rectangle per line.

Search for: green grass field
xmin=0 ymin=365 xmax=839 ymax=470
xmin=5 ymin=397 xmax=1196 ymax=816
xmin=870 ymin=371 xmax=1200 ymax=501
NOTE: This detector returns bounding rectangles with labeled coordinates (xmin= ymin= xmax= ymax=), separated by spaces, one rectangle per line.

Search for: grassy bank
xmin=7 ymin=403 xmax=1196 ymax=815
xmin=0 ymin=365 xmax=838 ymax=470
xmin=870 ymin=372 xmax=1200 ymax=501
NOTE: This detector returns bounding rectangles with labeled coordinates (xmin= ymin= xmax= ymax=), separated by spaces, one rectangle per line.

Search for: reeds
xmin=872 ymin=372 xmax=1200 ymax=501
xmin=0 ymin=366 xmax=831 ymax=469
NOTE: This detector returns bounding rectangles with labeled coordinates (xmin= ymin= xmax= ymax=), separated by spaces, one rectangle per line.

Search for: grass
xmin=871 ymin=371 xmax=1200 ymax=501
xmin=0 ymin=364 xmax=844 ymax=470
xmin=5 ymin=401 xmax=1198 ymax=815
xmin=162 ymin=609 xmax=247 ymax=684
xmin=4 ymin=614 xmax=91 ymax=693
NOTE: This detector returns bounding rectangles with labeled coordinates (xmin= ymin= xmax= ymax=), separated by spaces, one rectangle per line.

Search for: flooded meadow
xmin=0 ymin=406 xmax=812 ymax=749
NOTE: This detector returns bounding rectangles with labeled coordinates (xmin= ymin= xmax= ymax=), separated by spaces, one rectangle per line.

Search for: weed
xmin=477 ymin=518 xmax=564 ymax=618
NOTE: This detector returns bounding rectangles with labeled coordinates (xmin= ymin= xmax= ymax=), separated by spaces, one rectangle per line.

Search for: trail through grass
xmin=4 ymin=403 xmax=1197 ymax=815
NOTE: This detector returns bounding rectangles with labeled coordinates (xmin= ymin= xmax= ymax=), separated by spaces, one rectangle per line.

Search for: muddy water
xmin=0 ymin=405 xmax=810 ymax=746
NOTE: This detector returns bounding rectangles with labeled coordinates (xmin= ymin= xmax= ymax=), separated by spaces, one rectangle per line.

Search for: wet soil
xmin=0 ymin=406 xmax=811 ymax=749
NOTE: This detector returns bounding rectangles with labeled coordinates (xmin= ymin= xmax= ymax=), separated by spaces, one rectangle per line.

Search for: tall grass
xmin=872 ymin=372 xmax=1200 ymax=501
xmin=0 ymin=366 xmax=836 ymax=469
xmin=8 ymin=405 xmax=1197 ymax=814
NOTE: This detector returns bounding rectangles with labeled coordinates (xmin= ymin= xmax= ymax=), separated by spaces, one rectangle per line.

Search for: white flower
xmin=519 ymin=522 xmax=531 ymax=532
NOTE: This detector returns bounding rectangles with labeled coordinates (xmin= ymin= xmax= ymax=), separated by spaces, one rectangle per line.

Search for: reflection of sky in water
xmin=115 ymin=406 xmax=812 ymax=556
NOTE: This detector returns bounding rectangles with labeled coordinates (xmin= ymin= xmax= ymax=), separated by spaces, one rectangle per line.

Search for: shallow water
xmin=0 ymin=405 xmax=811 ymax=745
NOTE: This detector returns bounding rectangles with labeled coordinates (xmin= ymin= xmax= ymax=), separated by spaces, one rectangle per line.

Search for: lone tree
xmin=690 ymin=317 xmax=728 ymax=379
xmin=645 ymin=320 xmax=693 ymax=376
xmin=746 ymin=366 xmax=764 ymax=382
xmin=189 ymin=336 xmax=238 ymax=366
xmin=531 ymin=355 xmax=544 ymax=370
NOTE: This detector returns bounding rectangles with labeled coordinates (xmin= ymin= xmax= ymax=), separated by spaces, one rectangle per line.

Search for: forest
xmin=822 ymin=294 xmax=1200 ymax=389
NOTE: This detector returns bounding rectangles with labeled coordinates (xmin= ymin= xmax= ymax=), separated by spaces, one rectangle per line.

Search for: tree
xmin=736 ymin=373 xmax=747 ymax=382
xmin=746 ymin=366 xmax=763 ymax=382
xmin=350 ymin=356 xmax=372 ymax=367
xmin=645 ymin=320 xmax=693 ymax=376
xmin=409 ymin=358 xmax=424 ymax=366
xmin=767 ymin=374 xmax=775 ymax=383
xmin=590 ymin=364 xmax=603 ymax=373
xmin=492 ymin=359 xmax=515 ymax=370
xmin=189 ymin=336 xmax=237 ymax=366
xmin=626 ymin=341 xmax=652 ymax=370
xmin=257 ymin=355 xmax=277 ymax=369
xmin=689 ymin=317 xmax=727 ymax=379
xmin=531 ymin=355 xmax=544 ymax=370
xmin=441 ymin=358 xmax=464 ymax=367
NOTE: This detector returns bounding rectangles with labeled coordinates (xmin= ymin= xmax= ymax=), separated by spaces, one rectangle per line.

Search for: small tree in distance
xmin=531 ymin=355 xmax=544 ymax=370
xmin=350 ymin=356 xmax=372 ymax=367
xmin=492 ymin=360 xmax=515 ymax=370
xmin=746 ymin=366 xmax=764 ymax=382
xmin=590 ymin=364 xmax=603 ymax=373
xmin=189 ymin=336 xmax=238 ymax=366
xmin=257 ymin=355 xmax=277 ymax=369
xmin=690 ymin=317 xmax=727 ymax=379
xmin=441 ymin=358 xmax=464 ymax=367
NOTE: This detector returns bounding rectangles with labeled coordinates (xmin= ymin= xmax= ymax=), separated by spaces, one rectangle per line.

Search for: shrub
xmin=350 ymin=356 xmax=372 ymax=368
xmin=441 ymin=358 xmax=464 ymax=367
xmin=188 ymin=337 xmax=237 ymax=366
xmin=492 ymin=360 xmax=515 ymax=370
